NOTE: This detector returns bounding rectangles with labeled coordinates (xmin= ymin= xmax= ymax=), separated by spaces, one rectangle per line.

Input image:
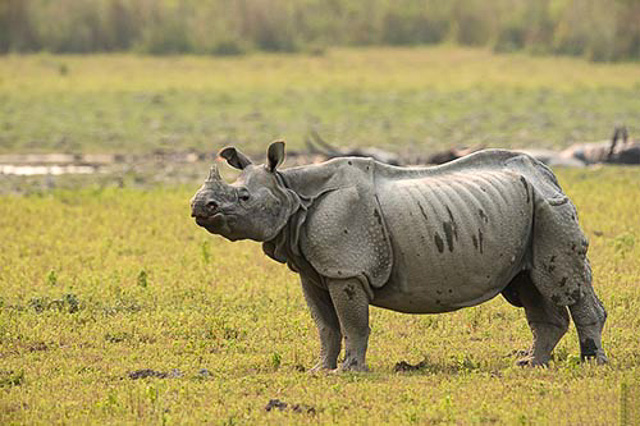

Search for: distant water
xmin=0 ymin=164 xmax=97 ymax=176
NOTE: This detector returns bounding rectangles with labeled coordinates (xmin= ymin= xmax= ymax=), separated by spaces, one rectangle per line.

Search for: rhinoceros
xmin=190 ymin=141 xmax=608 ymax=371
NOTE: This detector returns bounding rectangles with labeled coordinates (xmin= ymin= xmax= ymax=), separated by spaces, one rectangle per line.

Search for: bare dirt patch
xmin=264 ymin=399 xmax=316 ymax=415
xmin=127 ymin=369 xmax=183 ymax=380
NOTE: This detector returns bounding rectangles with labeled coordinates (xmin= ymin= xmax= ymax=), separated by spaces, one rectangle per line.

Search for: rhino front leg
xmin=327 ymin=278 xmax=370 ymax=372
xmin=300 ymin=276 xmax=342 ymax=372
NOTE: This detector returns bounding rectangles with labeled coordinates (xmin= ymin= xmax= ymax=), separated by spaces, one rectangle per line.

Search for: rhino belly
xmin=372 ymin=171 xmax=533 ymax=314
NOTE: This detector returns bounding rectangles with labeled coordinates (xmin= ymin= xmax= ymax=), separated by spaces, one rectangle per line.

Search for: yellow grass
xmin=1 ymin=166 xmax=639 ymax=424
xmin=2 ymin=47 xmax=640 ymax=93
xmin=1 ymin=47 xmax=640 ymax=154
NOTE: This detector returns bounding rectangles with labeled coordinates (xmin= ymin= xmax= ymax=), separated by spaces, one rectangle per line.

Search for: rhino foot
xmin=307 ymin=363 xmax=335 ymax=375
xmin=581 ymin=353 xmax=608 ymax=365
xmin=328 ymin=364 xmax=370 ymax=374
xmin=515 ymin=356 xmax=549 ymax=368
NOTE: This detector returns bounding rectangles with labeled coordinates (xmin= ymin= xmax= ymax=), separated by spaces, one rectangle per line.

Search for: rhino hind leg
xmin=529 ymin=196 xmax=608 ymax=364
xmin=510 ymin=271 xmax=570 ymax=366
xmin=530 ymin=198 xmax=590 ymax=306
xmin=568 ymin=263 xmax=608 ymax=364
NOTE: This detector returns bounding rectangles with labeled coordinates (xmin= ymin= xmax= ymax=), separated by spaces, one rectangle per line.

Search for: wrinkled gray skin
xmin=191 ymin=141 xmax=608 ymax=372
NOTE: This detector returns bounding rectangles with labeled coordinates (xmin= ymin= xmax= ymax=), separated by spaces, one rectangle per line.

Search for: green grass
xmin=1 ymin=47 xmax=640 ymax=423
xmin=1 ymin=167 xmax=639 ymax=424
xmin=1 ymin=47 xmax=640 ymax=155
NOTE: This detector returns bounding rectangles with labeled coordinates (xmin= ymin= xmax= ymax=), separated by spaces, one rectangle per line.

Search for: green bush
xmin=1 ymin=0 xmax=640 ymax=61
xmin=494 ymin=25 xmax=526 ymax=53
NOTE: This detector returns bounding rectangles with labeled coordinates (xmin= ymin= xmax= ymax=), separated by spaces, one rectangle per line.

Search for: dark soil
xmin=393 ymin=360 xmax=428 ymax=372
xmin=265 ymin=399 xmax=316 ymax=415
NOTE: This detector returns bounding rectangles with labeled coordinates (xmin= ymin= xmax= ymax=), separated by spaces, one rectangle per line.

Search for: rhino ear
xmin=267 ymin=140 xmax=285 ymax=172
xmin=219 ymin=147 xmax=252 ymax=170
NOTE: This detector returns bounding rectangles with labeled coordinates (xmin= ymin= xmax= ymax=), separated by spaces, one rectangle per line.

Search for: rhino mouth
xmin=195 ymin=213 xmax=224 ymax=228
xmin=194 ymin=213 xmax=237 ymax=236
xmin=195 ymin=212 xmax=222 ymax=224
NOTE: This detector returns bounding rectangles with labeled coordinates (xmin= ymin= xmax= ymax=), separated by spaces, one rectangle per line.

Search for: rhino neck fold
xmin=265 ymin=160 xmax=394 ymax=294
xmin=262 ymin=172 xmax=308 ymax=263
xmin=261 ymin=171 xmax=330 ymax=285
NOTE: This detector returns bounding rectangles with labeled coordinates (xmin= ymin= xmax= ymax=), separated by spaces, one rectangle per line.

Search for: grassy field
xmin=1 ymin=166 xmax=639 ymax=424
xmin=1 ymin=48 xmax=640 ymax=424
xmin=1 ymin=47 xmax=640 ymax=156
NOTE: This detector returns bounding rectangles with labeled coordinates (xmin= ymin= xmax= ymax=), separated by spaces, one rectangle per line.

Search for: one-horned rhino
xmin=190 ymin=141 xmax=608 ymax=371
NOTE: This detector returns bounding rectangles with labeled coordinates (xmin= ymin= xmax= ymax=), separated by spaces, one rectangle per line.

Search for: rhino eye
xmin=237 ymin=188 xmax=250 ymax=202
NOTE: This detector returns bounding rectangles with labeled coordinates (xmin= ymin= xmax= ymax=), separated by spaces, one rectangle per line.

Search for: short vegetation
xmin=1 ymin=48 xmax=640 ymax=155
xmin=1 ymin=46 xmax=640 ymax=423
xmin=0 ymin=168 xmax=639 ymax=424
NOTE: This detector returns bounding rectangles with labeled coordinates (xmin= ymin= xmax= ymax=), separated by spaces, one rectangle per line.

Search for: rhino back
xmin=376 ymin=148 xmax=563 ymax=196
xmin=374 ymin=168 xmax=534 ymax=313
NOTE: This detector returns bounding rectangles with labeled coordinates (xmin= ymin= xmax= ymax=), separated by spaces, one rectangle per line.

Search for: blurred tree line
xmin=1 ymin=0 xmax=639 ymax=61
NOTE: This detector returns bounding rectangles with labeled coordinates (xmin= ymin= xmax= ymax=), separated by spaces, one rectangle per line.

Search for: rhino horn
xmin=206 ymin=163 xmax=222 ymax=182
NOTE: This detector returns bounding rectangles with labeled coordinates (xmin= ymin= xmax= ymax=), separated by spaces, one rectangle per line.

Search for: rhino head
xmin=190 ymin=141 xmax=298 ymax=242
